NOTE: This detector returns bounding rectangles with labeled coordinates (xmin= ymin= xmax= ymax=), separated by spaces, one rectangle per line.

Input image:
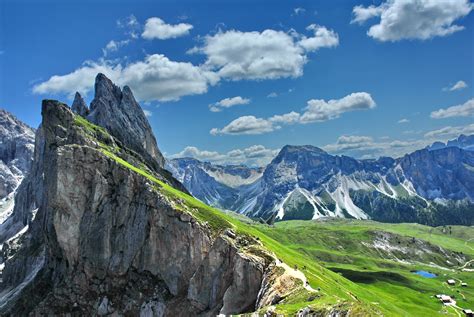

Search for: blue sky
xmin=1 ymin=0 xmax=473 ymax=166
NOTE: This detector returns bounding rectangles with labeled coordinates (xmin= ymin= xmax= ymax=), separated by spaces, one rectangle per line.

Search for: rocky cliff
xmin=0 ymin=109 xmax=35 ymax=201
xmin=0 ymin=90 xmax=293 ymax=315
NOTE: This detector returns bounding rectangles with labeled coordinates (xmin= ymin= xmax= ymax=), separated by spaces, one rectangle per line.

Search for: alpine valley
xmin=1 ymin=74 xmax=473 ymax=316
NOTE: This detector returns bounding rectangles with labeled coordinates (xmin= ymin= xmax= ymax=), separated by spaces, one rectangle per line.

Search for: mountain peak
xmin=87 ymin=73 xmax=165 ymax=169
xmin=71 ymin=92 xmax=89 ymax=117
xmin=278 ymin=144 xmax=327 ymax=157
xmin=94 ymin=73 xmax=122 ymax=102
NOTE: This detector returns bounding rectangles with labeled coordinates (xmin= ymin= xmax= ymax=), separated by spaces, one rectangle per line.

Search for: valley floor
xmin=228 ymin=217 xmax=474 ymax=316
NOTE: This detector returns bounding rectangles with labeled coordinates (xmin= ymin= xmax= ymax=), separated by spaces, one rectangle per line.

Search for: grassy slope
xmin=74 ymin=115 xmax=473 ymax=316
xmin=260 ymin=220 xmax=474 ymax=316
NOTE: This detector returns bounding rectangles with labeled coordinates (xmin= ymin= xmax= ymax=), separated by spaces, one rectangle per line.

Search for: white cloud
xmin=170 ymin=144 xmax=279 ymax=166
xmin=300 ymin=92 xmax=376 ymax=123
xmin=293 ymin=7 xmax=306 ymax=15
xmin=142 ymin=17 xmax=193 ymax=40
xmin=117 ymin=15 xmax=139 ymax=28
xmin=351 ymin=5 xmax=384 ymax=24
xmin=210 ymin=115 xmax=276 ymax=135
xmin=143 ymin=110 xmax=152 ymax=117
xmin=211 ymin=92 xmax=375 ymax=135
xmin=297 ymin=24 xmax=339 ymax=52
xmin=102 ymin=39 xmax=130 ymax=56
xmin=323 ymin=135 xmax=376 ymax=152
xmin=33 ymin=54 xmax=219 ymax=102
xmin=352 ymin=0 xmax=473 ymax=41
xmin=323 ymin=122 xmax=474 ymax=158
xmin=424 ymin=123 xmax=474 ymax=139
xmin=398 ymin=118 xmax=410 ymax=123
xmin=444 ymin=80 xmax=468 ymax=91
xmin=269 ymin=111 xmax=301 ymax=124
xmin=323 ymin=134 xmax=429 ymax=158
xmin=189 ymin=25 xmax=339 ymax=80
xmin=209 ymin=96 xmax=250 ymax=112
xmin=430 ymin=98 xmax=474 ymax=119
xmin=117 ymin=15 xmax=140 ymax=39
xmin=267 ymin=92 xmax=278 ymax=98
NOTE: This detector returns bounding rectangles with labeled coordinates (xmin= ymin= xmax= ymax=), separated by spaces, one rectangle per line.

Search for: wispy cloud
xmin=431 ymin=98 xmax=474 ymax=119
xmin=443 ymin=80 xmax=468 ymax=92
xmin=293 ymin=7 xmax=306 ymax=15
xmin=102 ymin=39 xmax=130 ymax=56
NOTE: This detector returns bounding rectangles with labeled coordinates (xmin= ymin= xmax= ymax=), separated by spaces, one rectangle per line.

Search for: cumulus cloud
xmin=211 ymin=92 xmax=375 ymax=135
xmin=430 ymin=98 xmax=474 ymax=119
xmin=32 ymin=54 xmax=219 ymax=102
xmin=444 ymin=80 xmax=468 ymax=91
xmin=297 ymin=24 xmax=339 ymax=52
xmin=398 ymin=118 xmax=409 ymax=123
xmin=142 ymin=17 xmax=193 ymax=40
xmin=267 ymin=92 xmax=278 ymax=98
xmin=189 ymin=25 xmax=339 ymax=80
xmin=351 ymin=5 xmax=384 ymax=24
xmin=170 ymin=144 xmax=279 ymax=166
xmin=352 ymin=0 xmax=473 ymax=41
xmin=300 ymin=92 xmax=376 ymax=123
xmin=209 ymin=96 xmax=250 ymax=112
xmin=210 ymin=115 xmax=276 ymax=135
xmin=143 ymin=110 xmax=152 ymax=117
xmin=269 ymin=111 xmax=301 ymax=124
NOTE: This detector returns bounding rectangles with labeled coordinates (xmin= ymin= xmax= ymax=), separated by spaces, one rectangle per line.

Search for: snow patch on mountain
xmin=204 ymin=167 xmax=262 ymax=188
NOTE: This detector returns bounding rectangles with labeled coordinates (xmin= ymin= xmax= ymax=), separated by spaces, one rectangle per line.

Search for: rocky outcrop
xmin=71 ymin=92 xmax=89 ymax=117
xmin=88 ymin=73 xmax=165 ymax=170
xmin=0 ymin=100 xmax=279 ymax=315
xmin=0 ymin=109 xmax=35 ymax=200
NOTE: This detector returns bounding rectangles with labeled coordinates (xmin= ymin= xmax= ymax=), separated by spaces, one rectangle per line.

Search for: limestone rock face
xmin=88 ymin=73 xmax=165 ymax=170
xmin=0 ymin=100 xmax=275 ymax=316
xmin=0 ymin=109 xmax=35 ymax=200
xmin=71 ymin=92 xmax=89 ymax=117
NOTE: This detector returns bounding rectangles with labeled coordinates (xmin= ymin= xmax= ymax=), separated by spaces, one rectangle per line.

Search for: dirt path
xmin=457 ymin=238 xmax=474 ymax=271
xmin=275 ymin=259 xmax=317 ymax=292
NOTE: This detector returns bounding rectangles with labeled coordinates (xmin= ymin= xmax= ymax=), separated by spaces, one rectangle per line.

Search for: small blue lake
xmin=412 ymin=270 xmax=437 ymax=278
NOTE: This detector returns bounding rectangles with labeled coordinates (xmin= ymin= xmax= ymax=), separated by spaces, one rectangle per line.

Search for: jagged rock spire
xmin=87 ymin=73 xmax=165 ymax=169
xmin=71 ymin=92 xmax=89 ymax=117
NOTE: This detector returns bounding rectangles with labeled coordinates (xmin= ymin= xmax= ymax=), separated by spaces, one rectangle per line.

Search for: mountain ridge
xmin=169 ymin=136 xmax=474 ymax=225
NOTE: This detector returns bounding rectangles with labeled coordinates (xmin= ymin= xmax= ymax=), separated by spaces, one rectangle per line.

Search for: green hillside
xmin=76 ymin=114 xmax=474 ymax=316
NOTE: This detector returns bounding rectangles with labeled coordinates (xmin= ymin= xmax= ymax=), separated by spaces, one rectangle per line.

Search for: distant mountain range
xmin=168 ymin=135 xmax=474 ymax=226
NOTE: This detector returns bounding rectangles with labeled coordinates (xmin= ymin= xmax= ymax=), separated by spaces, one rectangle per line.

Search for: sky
xmin=1 ymin=0 xmax=473 ymax=166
